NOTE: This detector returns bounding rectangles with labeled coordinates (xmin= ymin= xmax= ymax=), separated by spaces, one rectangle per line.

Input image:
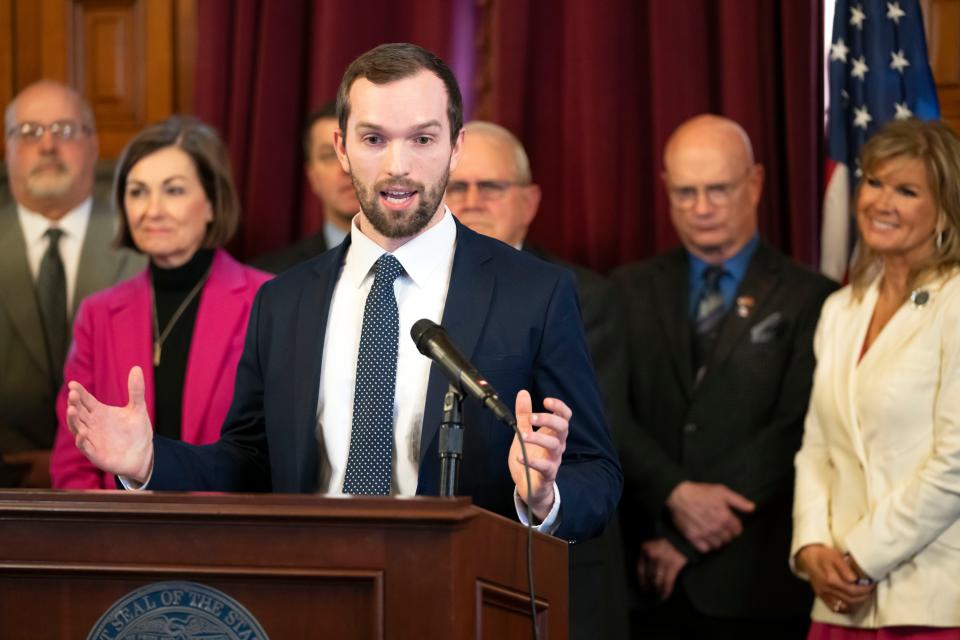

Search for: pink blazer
xmin=50 ymin=249 xmax=271 ymax=489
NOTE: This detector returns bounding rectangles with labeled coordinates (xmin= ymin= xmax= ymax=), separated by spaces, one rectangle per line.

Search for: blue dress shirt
xmin=687 ymin=235 xmax=759 ymax=318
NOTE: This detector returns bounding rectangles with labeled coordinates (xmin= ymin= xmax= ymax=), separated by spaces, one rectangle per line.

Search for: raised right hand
xmin=666 ymin=481 xmax=756 ymax=552
xmin=66 ymin=366 xmax=154 ymax=484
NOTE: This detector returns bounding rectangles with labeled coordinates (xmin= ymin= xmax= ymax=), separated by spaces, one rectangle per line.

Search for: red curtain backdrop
xmin=193 ymin=0 xmax=452 ymax=260
xmin=480 ymin=0 xmax=823 ymax=272
xmin=193 ymin=1 xmax=822 ymax=272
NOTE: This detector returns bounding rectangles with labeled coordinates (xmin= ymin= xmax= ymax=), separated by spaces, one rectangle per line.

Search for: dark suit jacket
xmin=0 ymin=199 xmax=145 ymax=458
xmin=252 ymin=230 xmax=328 ymax=274
xmin=152 ymin=220 xmax=622 ymax=542
xmin=614 ymin=242 xmax=837 ymax=617
xmin=524 ymin=245 xmax=629 ymax=639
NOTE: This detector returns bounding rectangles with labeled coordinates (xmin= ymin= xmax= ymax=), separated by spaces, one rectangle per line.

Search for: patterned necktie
xmin=37 ymin=227 xmax=68 ymax=382
xmin=342 ymin=253 xmax=405 ymax=495
xmin=692 ymin=265 xmax=726 ymax=381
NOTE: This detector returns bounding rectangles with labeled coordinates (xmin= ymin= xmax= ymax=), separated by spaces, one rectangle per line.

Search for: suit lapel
xmin=292 ymin=243 xmax=347 ymax=489
xmin=419 ymin=222 xmax=494 ymax=466
xmin=0 ymin=205 xmax=50 ymax=375
xmin=702 ymin=243 xmax=780 ymax=385
xmin=106 ymin=273 xmax=156 ymax=421
xmin=181 ymin=252 xmax=242 ymax=442
xmin=652 ymin=249 xmax=695 ymax=398
xmin=74 ymin=200 xmax=123 ymax=317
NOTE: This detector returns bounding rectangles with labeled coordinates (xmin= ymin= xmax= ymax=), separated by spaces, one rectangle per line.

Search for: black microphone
xmin=411 ymin=319 xmax=516 ymax=426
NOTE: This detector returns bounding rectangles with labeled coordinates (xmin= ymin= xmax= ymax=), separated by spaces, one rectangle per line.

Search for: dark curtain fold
xmin=193 ymin=1 xmax=821 ymax=269
xmin=481 ymin=0 xmax=822 ymax=272
xmin=194 ymin=0 xmax=452 ymax=260
xmin=194 ymin=0 xmax=312 ymax=260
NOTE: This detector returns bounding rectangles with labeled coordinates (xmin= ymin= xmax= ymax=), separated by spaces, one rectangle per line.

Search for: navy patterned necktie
xmin=37 ymin=227 xmax=68 ymax=383
xmin=342 ymin=253 xmax=405 ymax=495
xmin=692 ymin=265 xmax=726 ymax=381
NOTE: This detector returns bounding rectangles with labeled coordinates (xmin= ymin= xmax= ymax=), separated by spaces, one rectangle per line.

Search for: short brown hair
xmin=302 ymin=101 xmax=337 ymax=160
xmin=336 ymin=43 xmax=463 ymax=144
xmin=850 ymin=119 xmax=960 ymax=296
xmin=113 ymin=115 xmax=239 ymax=250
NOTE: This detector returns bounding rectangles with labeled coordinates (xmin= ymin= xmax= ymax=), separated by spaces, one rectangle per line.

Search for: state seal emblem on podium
xmin=86 ymin=581 xmax=269 ymax=640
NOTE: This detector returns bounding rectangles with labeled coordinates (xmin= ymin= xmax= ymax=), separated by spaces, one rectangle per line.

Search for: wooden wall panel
xmin=927 ymin=0 xmax=960 ymax=132
xmin=0 ymin=0 xmax=193 ymax=160
xmin=0 ymin=0 xmax=12 ymax=116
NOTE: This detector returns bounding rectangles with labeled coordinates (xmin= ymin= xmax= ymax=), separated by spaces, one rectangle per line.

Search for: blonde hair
xmin=849 ymin=119 xmax=960 ymax=297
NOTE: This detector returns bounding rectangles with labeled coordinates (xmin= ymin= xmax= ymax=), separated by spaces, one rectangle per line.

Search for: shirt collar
xmin=343 ymin=206 xmax=457 ymax=289
xmin=323 ymin=219 xmax=349 ymax=249
xmin=16 ymin=197 xmax=93 ymax=245
xmin=688 ymin=233 xmax=759 ymax=285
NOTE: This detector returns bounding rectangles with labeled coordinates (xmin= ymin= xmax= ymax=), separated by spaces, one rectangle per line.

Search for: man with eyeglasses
xmin=613 ymin=114 xmax=836 ymax=637
xmin=0 ymin=80 xmax=144 ymax=487
xmin=253 ymin=102 xmax=360 ymax=273
xmin=448 ymin=120 xmax=630 ymax=640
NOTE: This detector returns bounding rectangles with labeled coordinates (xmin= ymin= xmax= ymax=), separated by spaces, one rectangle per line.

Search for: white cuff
xmin=117 ymin=464 xmax=153 ymax=491
xmin=514 ymin=482 xmax=561 ymax=535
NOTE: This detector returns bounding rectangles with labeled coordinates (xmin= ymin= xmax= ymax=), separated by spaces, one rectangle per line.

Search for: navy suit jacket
xmin=152 ymin=220 xmax=621 ymax=542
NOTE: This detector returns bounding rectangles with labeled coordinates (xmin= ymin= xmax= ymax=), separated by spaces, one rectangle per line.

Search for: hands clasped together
xmin=638 ymin=480 xmax=756 ymax=600
xmin=795 ymin=544 xmax=876 ymax=615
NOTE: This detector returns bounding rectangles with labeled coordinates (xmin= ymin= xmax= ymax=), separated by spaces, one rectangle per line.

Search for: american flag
xmin=820 ymin=0 xmax=940 ymax=280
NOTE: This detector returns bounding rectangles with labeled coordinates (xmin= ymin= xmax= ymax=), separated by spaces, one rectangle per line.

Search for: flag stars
xmin=831 ymin=38 xmax=850 ymax=62
xmin=851 ymin=56 xmax=869 ymax=80
xmin=894 ymin=102 xmax=913 ymax=119
xmin=887 ymin=1 xmax=906 ymax=23
xmin=850 ymin=4 xmax=866 ymax=29
xmin=890 ymin=49 xmax=910 ymax=72
xmin=853 ymin=105 xmax=873 ymax=129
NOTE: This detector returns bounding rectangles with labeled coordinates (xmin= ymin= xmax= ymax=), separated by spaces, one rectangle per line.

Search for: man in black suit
xmin=614 ymin=115 xmax=836 ymax=638
xmin=253 ymin=102 xmax=359 ymax=273
xmin=448 ymin=120 xmax=629 ymax=640
xmin=65 ymin=44 xmax=621 ymax=544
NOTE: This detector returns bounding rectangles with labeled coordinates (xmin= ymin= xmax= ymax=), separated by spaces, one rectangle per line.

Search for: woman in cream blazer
xmin=792 ymin=119 xmax=960 ymax=637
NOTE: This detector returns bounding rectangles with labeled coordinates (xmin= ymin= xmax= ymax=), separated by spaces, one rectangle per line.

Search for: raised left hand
xmin=509 ymin=390 xmax=570 ymax=521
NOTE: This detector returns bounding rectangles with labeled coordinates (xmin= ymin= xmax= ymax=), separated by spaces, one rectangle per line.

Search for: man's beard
xmin=25 ymin=159 xmax=73 ymax=199
xmin=353 ymin=168 xmax=449 ymax=239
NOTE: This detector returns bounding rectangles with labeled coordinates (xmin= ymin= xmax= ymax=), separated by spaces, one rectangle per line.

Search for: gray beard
xmin=26 ymin=171 xmax=73 ymax=199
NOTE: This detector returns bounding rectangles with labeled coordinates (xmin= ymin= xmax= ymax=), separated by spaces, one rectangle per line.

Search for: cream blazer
xmin=791 ymin=272 xmax=960 ymax=628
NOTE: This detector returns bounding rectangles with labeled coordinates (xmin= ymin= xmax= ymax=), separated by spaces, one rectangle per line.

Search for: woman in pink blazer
xmin=51 ymin=116 xmax=271 ymax=488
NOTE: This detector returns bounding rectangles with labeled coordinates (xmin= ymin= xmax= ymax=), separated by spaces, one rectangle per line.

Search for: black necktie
xmin=692 ymin=265 xmax=726 ymax=382
xmin=37 ymin=227 xmax=68 ymax=382
xmin=342 ymin=253 xmax=404 ymax=495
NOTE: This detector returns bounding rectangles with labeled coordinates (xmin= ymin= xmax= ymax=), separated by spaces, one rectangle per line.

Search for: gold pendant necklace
xmin=151 ymin=266 xmax=212 ymax=366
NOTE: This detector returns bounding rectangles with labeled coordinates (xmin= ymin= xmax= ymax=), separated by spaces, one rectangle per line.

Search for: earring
xmin=937 ymin=229 xmax=945 ymax=251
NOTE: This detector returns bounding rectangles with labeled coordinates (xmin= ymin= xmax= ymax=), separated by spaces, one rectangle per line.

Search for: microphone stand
xmin=438 ymin=384 xmax=464 ymax=497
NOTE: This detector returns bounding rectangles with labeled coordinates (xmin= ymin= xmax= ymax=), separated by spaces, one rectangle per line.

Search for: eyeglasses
xmin=446 ymin=180 xmax=522 ymax=202
xmin=6 ymin=120 xmax=93 ymax=143
xmin=666 ymin=168 xmax=753 ymax=209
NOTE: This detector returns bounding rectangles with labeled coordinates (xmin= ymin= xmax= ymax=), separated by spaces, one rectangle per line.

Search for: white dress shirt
xmin=17 ymin=198 xmax=93 ymax=314
xmin=130 ymin=206 xmax=560 ymax=530
xmin=317 ymin=208 xmax=455 ymax=496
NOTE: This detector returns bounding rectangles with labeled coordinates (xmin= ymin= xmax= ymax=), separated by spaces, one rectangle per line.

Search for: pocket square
xmin=750 ymin=312 xmax=783 ymax=344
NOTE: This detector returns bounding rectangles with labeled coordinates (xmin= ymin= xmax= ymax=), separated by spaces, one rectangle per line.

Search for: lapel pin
xmin=736 ymin=295 xmax=754 ymax=318
xmin=910 ymin=289 xmax=930 ymax=307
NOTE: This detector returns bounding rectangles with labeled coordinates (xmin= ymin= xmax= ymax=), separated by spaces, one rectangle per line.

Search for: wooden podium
xmin=0 ymin=491 xmax=568 ymax=639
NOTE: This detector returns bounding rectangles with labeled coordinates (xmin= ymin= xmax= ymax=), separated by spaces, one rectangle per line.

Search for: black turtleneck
xmin=150 ymin=249 xmax=214 ymax=442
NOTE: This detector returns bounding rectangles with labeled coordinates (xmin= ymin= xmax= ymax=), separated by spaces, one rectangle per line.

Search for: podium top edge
xmin=0 ymin=490 xmax=481 ymax=523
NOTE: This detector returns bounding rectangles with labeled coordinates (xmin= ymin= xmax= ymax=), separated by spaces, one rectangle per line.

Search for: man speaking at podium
xmin=64 ymin=43 xmax=621 ymax=542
